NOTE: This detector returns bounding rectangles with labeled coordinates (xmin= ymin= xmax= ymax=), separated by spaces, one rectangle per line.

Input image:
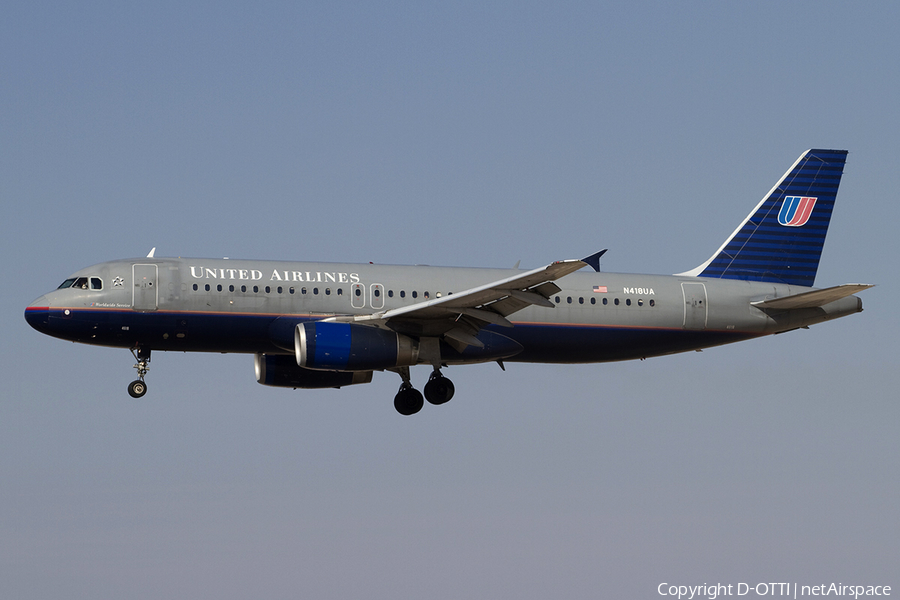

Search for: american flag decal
xmin=593 ymin=285 xmax=607 ymax=293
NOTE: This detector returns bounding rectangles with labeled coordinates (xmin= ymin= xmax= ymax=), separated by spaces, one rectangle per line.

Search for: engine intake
xmin=295 ymin=322 xmax=419 ymax=371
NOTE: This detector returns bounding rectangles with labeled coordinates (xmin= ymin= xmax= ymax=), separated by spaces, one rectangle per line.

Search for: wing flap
xmin=444 ymin=326 xmax=485 ymax=348
xmin=751 ymin=283 xmax=873 ymax=310
xmin=453 ymin=307 xmax=514 ymax=328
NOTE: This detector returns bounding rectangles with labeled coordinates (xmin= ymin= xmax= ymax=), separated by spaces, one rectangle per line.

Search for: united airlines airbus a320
xmin=26 ymin=149 xmax=872 ymax=414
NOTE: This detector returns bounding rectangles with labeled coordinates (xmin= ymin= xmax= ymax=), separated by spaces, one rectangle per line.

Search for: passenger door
xmin=681 ymin=282 xmax=707 ymax=330
xmin=132 ymin=264 xmax=158 ymax=311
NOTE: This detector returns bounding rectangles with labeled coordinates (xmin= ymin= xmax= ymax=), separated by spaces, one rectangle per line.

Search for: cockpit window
xmin=56 ymin=277 xmax=102 ymax=290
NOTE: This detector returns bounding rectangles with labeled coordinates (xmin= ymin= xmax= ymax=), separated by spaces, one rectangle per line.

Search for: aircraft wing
xmin=751 ymin=283 xmax=874 ymax=310
xmin=328 ymin=250 xmax=606 ymax=348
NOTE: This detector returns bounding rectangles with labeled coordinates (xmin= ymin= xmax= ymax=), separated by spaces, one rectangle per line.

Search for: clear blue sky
xmin=2 ymin=2 xmax=898 ymax=598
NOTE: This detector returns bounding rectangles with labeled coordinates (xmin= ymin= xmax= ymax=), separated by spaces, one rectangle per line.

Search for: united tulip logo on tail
xmin=778 ymin=196 xmax=817 ymax=226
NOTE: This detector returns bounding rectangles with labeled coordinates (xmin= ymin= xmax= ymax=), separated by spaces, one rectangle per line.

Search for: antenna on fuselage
xmin=146 ymin=247 xmax=156 ymax=258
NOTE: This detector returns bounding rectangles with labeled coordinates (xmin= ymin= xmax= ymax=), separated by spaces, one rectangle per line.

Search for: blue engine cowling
xmin=255 ymin=353 xmax=373 ymax=388
xmin=295 ymin=322 xmax=419 ymax=371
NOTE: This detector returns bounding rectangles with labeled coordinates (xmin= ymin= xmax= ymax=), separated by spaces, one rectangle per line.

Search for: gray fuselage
xmin=25 ymin=257 xmax=863 ymax=365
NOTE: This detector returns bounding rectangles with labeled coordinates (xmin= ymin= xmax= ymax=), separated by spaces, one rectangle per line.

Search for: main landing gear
xmin=394 ymin=381 xmax=423 ymax=416
xmin=424 ymin=370 xmax=455 ymax=405
xmin=392 ymin=367 xmax=455 ymax=416
xmin=128 ymin=347 xmax=151 ymax=398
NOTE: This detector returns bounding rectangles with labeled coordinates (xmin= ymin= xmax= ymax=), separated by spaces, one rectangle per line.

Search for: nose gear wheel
xmin=128 ymin=347 xmax=151 ymax=398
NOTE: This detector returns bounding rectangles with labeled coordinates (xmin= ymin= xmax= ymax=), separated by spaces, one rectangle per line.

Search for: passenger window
xmin=614 ymin=298 xmax=619 ymax=306
xmin=229 ymin=285 xmax=235 ymax=292
xmin=325 ymin=288 xmax=331 ymax=295
xmin=337 ymin=288 xmax=343 ymax=296
xmin=649 ymin=299 xmax=655 ymax=307
xmin=193 ymin=283 xmax=198 ymax=291
xmin=578 ymin=297 xmax=584 ymax=304
xmin=423 ymin=291 xmax=429 ymax=299
xmin=205 ymin=284 xmax=211 ymax=292
xmin=591 ymin=297 xmax=596 ymax=305
xmin=266 ymin=286 xmax=271 ymax=293
xmin=388 ymin=290 xmax=394 ymax=298
xmin=412 ymin=291 xmax=418 ymax=299
xmin=400 ymin=291 xmax=406 ymax=298
xmin=626 ymin=299 xmax=631 ymax=306
xmin=217 ymin=284 xmax=223 ymax=292
xmin=241 ymin=285 xmax=247 ymax=293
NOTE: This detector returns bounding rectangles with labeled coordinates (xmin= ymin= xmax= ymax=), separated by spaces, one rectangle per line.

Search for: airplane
xmin=25 ymin=149 xmax=872 ymax=415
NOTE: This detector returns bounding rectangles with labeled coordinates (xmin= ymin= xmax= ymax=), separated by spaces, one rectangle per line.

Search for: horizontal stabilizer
xmin=751 ymin=284 xmax=873 ymax=310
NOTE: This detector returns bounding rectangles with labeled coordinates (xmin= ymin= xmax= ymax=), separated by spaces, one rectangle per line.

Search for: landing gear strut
xmin=128 ymin=347 xmax=151 ymax=398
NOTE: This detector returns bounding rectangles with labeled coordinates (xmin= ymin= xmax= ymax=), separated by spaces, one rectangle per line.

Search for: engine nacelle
xmin=255 ymin=353 xmax=372 ymax=388
xmin=295 ymin=321 xmax=419 ymax=371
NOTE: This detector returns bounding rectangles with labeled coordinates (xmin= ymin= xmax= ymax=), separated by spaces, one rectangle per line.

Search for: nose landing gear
xmin=128 ymin=347 xmax=151 ymax=398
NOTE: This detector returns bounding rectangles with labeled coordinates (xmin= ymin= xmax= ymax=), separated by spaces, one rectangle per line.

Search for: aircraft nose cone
xmin=24 ymin=297 xmax=51 ymax=332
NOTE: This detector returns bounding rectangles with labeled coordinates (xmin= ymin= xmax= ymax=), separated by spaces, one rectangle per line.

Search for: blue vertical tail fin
xmin=681 ymin=149 xmax=848 ymax=287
